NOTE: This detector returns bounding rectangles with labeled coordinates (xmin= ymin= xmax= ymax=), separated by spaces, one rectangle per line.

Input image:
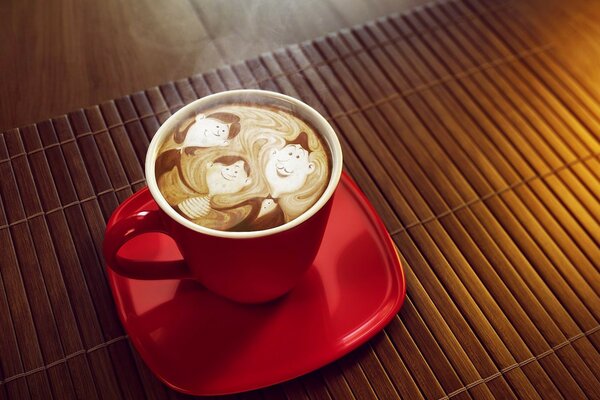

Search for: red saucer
xmin=106 ymin=172 xmax=406 ymax=396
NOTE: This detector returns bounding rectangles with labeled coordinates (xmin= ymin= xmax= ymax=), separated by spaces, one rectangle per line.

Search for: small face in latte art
xmin=265 ymin=144 xmax=314 ymax=198
xmin=258 ymin=198 xmax=277 ymax=218
xmin=155 ymin=103 xmax=332 ymax=232
xmin=185 ymin=115 xmax=230 ymax=147
xmin=174 ymin=156 xmax=253 ymax=227
xmin=206 ymin=158 xmax=252 ymax=196
xmin=175 ymin=113 xmax=241 ymax=153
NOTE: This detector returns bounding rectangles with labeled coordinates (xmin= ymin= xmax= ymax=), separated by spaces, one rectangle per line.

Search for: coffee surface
xmin=155 ymin=103 xmax=331 ymax=232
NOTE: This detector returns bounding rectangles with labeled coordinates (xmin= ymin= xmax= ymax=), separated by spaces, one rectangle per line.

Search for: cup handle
xmin=103 ymin=209 xmax=191 ymax=280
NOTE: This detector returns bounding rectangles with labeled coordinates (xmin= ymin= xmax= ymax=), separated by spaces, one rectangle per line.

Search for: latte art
xmin=155 ymin=103 xmax=332 ymax=232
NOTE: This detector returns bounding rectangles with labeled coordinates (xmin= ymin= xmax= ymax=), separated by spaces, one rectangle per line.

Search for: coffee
xmin=155 ymin=103 xmax=332 ymax=232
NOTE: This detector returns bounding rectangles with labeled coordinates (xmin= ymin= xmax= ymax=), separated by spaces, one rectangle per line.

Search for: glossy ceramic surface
xmin=106 ymin=172 xmax=406 ymax=395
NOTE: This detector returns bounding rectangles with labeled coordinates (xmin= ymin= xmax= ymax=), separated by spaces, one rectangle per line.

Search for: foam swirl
xmin=155 ymin=103 xmax=331 ymax=232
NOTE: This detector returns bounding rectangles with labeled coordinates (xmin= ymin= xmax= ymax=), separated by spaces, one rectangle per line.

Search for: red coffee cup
xmin=103 ymin=90 xmax=343 ymax=303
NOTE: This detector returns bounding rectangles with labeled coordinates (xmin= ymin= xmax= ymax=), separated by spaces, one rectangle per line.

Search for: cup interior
xmin=145 ymin=89 xmax=343 ymax=239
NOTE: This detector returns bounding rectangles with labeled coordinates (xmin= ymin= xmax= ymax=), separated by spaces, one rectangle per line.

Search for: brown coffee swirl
xmin=155 ymin=103 xmax=331 ymax=232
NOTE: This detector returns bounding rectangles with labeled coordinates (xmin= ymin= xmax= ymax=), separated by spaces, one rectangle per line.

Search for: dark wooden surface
xmin=0 ymin=0 xmax=426 ymax=131
xmin=1 ymin=0 xmax=600 ymax=399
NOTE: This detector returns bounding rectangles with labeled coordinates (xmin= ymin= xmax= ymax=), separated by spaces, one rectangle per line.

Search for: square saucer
xmin=106 ymin=172 xmax=406 ymax=395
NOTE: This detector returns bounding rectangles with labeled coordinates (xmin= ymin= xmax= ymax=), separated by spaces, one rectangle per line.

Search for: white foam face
xmin=206 ymin=159 xmax=252 ymax=196
xmin=182 ymin=115 xmax=231 ymax=148
xmin=265 ymin=144 xmax=315 ymax=198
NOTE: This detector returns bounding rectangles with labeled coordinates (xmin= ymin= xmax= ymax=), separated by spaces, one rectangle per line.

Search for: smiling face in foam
xmin=206 ymin=159 xmax=252 ymax=196
xmin=265 ymin=144 xmax=315 ymax=198
xmin=155 ymin=103 xmax=331 ymax=232
xmin=185 ymin=115 xmax=231 ymax=147
xmin=175 ymin=113 xmax=241 ymax=151
xmin=183 ymin=116 xmax=229 ymax=147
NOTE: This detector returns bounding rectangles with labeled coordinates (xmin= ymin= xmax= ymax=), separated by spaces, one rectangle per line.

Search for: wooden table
xmin=0 ymin=0 xmax=425 ymax=131
xmin=1 ymin=0 xmax=599 ymax=398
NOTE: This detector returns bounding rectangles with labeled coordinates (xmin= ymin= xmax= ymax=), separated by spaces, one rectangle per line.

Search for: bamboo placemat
xmin=1 ymin=0 xmax=599 ymax=398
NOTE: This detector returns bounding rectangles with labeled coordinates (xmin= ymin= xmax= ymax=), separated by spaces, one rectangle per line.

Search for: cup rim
xmin=145 ymin=89 xmax=343 ymax=239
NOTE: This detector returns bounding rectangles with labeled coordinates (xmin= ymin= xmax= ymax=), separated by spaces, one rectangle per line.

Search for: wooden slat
xmin=48 ymin=116 xmax=131 ymax=399
xmin=344 ymin=20 xmax=588 ymax=396
xmin=437 ymin=3 xmax=600 ymax=249
xmin=471 ymin=2 xmax=600 ymax=141
xmin=18 ymin=125 xmax=99 ymax=400
xmin=33 ymin=120 xmax=122 ymax=399
xmin=67 ymin=114 xmax=147 ymax=400
xmin=0 ymin=134 xmax=56 ymax=399
xmin=0 ymin=166 xmax=32 ymax=399
xmin=390 ymin=1 xmax=597 ymax=334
